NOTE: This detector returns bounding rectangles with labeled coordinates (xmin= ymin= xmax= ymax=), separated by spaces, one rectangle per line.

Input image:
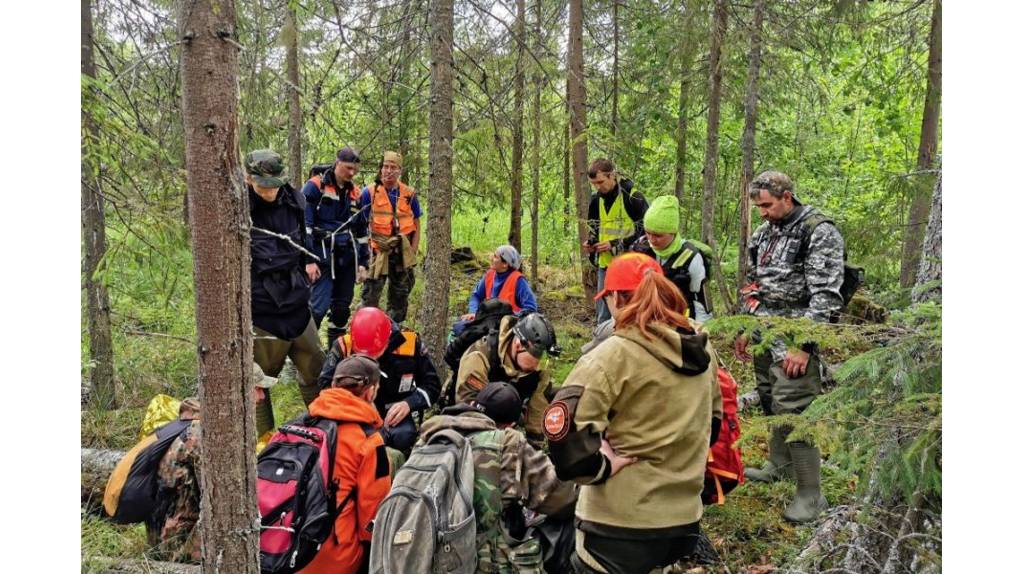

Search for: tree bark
xmin=563 ymin=121 xmax=571 ymax=239
xmin=900 ymin=0 xmax=942 ymax=288
xmin=701 ymin=0 xmax=726 ymax=247
xmin=737 ymin=0 xmax=765 ymax=290
xmin=509 ymin=0 xmax=526 ymax=251
xmin=284 ymin=3 xmax=302 ymax=189
xmin=530 ymin=0 xmax=543 ymax=285
xmin=611 ymin=0 xmax=620 ymax=138
xmin=674 ymin=0 xmax=701 ymax=226
xmin=419 ymin=0 xmax=455 ymax=371
xmin=178 ymin=1 xmax=259 ymax=571
xmin=673 ymin=75 xmax=688 ymax=207
xmin=912 ymin=170 xmax=941 ymax=304
xmin=82 ymin=0 xmax=116 ymax=409
xmin=568 ymin=0 xmax=593 ymax=296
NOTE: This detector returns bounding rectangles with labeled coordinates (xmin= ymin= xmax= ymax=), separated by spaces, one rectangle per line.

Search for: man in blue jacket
xmin=302 ymin=147 xmax=370 ymax=343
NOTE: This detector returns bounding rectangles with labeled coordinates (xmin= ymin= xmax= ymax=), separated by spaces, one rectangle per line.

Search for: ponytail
xmin=614 ymin=272 xmax=693 ymax=338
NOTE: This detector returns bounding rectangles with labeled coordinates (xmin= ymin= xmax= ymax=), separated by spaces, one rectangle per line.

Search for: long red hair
xmin=613 ymin=271 xmax=693 ymax=338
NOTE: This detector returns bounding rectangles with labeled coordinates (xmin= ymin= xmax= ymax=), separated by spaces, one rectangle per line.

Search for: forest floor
xmin=81 ymin=248 xmax=862 ymax=573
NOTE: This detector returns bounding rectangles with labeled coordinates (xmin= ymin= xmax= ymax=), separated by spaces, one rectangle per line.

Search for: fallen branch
xmin=81 ymin=556 xmax=199 ymax=574
xmin=82 ymin=447 xmax=125 ymax=511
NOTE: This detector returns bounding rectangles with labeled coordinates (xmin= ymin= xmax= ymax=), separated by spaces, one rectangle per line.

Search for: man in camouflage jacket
xmin=734 ymin=170 xmax=844 ymax=524
xmin=418 ymin=383 xmax=578 ymax=573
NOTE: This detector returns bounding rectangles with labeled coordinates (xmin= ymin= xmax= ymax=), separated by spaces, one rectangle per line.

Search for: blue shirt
xmin=468 ymin=269 xmax=538 ymax=315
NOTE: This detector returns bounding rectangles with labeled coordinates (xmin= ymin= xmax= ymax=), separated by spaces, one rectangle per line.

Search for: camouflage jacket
xmin=745 ymin=205 xmax=845 ymax=323
xmin=419 ymin=409 xmax=577 ymax=572
xmin=149 ymin=420 xmax=202 ymax=564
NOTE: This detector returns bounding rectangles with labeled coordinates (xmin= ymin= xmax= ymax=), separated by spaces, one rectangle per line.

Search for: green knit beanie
xmin=644 ymin=195 xmax=680 ymax=234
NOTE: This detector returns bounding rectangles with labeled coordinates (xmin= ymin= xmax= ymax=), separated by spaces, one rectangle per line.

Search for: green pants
xmin=754 ymin=351 xmax=824 ymax=416
xmin=253 ymin=318 xmax=325 ymax=435
xmin=361 ymin=258 xmax=415 ymax=323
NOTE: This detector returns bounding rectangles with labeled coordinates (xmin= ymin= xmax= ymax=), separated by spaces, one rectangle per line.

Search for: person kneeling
xmin=302 ymin=355 xmax=392 ymax=574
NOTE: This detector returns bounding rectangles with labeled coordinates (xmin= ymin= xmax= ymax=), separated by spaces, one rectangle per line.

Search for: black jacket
xmin=318 ymin=325 xmax=442 ymax=416
xmin=249 ymin=184 xmax=314 ymax=339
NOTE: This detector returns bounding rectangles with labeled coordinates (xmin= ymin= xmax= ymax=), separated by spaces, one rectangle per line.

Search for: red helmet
xmin=349 ymin=307 xmax=392 ymax=358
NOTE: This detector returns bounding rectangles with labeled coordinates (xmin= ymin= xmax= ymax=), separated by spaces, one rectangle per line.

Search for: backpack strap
xmin=486 ymin=331 xmax=506 ymax=384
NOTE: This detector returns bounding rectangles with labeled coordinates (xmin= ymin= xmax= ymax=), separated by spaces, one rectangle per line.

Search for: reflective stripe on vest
xmin=483 ymin=269 xmax=523 ymax=314
xmin=598 ymin=191 xmax=632 ymax=268
xmin=369 ymin=182 xmax=416 ymax=237
xmin=343 ymin=332 xmax=416 ymax=357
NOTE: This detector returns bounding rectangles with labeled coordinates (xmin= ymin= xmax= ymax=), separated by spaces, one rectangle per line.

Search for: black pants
xmin=571 ymin=522 xmax=701 ymax=574
xmin=310 ymin=246 xmax=358 ymax=330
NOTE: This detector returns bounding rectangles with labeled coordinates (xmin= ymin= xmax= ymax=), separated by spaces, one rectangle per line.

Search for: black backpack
xmin=103 ymin=419 xmax=193 ymax=524
xmin=439 ymin=299 xmax=516 ymax=408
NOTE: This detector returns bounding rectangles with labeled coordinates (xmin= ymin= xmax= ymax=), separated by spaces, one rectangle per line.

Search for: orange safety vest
xmin=369 ymin=182 xmax=417 ymax=239
xmin=483 ymin=269 xmax=523 ymax=314
xmin=309 ymin=174 xmax=359 ymax=203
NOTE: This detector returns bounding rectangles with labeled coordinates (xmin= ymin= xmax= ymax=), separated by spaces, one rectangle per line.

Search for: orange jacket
xmin=483 ymin=268 xmax=523 ymax=313
xmin=299 ymin=388 xmax=391 ymax=574
xmin=368 ymin=182 xmax=417 ymax=238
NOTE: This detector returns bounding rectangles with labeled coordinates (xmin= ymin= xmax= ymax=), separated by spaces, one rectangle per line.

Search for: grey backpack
xmin=369 ymin=429 xmax=477 ymax=574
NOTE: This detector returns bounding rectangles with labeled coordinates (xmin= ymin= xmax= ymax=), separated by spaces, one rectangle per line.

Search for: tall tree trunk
xmin=912 ymin=168 xmax=941 ymax=304
xmin=701 ymin=0 xmax=728 ymax=313
xmin=82 ymin=0 xmax=116 ymax=409
xmin=568 ymin=0 xmax=593 ymax=296
xmin=530 ymin=0 xmax=543 ymax=285
xmin=900 ymin=0 xmax=942 ymax=288
xmin=420 ymin=0 xmax=455 ymax=370
xmin=563 ymin=120 xmax=571 ymax=239
xmin=737 ymin=0 xmax=765 ymax=290
xmin=611 ymin=0 xmax=619 ymax=138
xmin=284 ymin=3 xmax=302 ymax=189
xmin=509 ymin=0 xmax=526 ymax=251
xmin=674 ymin=76 xmax=688 ymax=207
xmin=701 ymin=0 xmax=726 ymax=246
xmin=178 ymin=1 xmax=259 ymax=571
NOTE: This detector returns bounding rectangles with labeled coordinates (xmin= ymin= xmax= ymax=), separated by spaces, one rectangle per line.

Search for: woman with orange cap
xmin=542 ymin=253 xmax=719 ymax=574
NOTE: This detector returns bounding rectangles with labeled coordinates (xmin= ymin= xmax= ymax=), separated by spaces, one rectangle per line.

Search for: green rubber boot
xmin=745 ymin=425 xmax=794 ymax=483
xmin=782 ymin=442 xmax=828 ymax=523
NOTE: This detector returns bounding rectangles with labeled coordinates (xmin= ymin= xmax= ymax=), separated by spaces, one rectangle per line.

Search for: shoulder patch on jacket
xmin=543 ymin=402 xmax=571 ymax=442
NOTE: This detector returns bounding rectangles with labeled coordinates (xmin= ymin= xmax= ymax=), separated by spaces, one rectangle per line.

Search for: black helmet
xmin=511 ymin=313 xmax=560 ymax=358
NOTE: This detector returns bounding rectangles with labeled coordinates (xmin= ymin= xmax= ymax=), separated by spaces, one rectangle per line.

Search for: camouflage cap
xmin=252 ymin=362 xmax=279 ymax=389
xmin=244 ymin=149 xmax=288 ymax=188
xmin=750 ymin=170 xmax=801 ymax=204
xmin=179 ymin=397 xmax=201 ymax=420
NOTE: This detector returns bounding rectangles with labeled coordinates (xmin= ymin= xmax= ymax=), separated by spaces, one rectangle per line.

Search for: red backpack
xmin=703 ymin=365 xmax=744 ymax=505
xmin=257 ymin=415 xmax=344 ymax=574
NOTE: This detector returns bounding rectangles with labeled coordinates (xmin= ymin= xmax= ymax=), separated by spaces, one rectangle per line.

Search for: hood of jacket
xmin=613 ymin=321 xmax=711 ymax=376
xmin=308 ymin=387 xmax=384 ymax=427
xmin=420 ymin=409 xmax=497 ymax=441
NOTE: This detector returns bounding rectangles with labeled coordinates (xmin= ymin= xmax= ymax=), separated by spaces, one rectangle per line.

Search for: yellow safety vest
xmin=598 ymin=191 xmax=632 ymax=268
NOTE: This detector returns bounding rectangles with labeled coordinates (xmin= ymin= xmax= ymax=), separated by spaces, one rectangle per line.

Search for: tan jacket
xmin=546 ymin=322 xmax=716 ymax=530
xmin=455 ymin=316 xmax=553 ymax=438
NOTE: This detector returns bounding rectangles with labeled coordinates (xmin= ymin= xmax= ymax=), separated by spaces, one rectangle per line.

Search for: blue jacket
xmin=467 ymin=269 xmax=538 ymax=315
xmin=302 ymin=168 xmax=369 ymax=268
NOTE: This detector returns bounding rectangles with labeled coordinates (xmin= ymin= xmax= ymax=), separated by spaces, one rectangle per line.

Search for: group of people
xmin=144 ymin=148 xmax=848 ymax=573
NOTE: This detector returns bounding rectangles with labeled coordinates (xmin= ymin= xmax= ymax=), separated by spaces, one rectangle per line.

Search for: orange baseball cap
xmin=593 ymin=253 xmax=663 ymax=301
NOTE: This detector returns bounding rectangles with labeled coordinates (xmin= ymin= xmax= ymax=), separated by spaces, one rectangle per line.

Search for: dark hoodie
xmin=545 ymin=322 xmax=716 ymax=533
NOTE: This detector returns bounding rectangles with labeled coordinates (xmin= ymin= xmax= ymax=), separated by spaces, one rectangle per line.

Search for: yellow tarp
xmin=139 ymin=394 xmax=181 ymax=439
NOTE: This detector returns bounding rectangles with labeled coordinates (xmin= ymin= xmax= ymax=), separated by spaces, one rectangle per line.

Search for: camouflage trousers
xmin=753 ymin=351 xmax=824 ymax=416
xmin=254 ymin=318 xmax=325 ymax=435
xmin=361 ymin=258 xmax=415 ymax=323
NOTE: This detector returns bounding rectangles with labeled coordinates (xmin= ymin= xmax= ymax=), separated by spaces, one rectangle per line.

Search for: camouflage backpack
xmin=369 ymin=429 xmax=477 ymax=574
xmin=470 ymin=430 xmax=543 ymax=573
